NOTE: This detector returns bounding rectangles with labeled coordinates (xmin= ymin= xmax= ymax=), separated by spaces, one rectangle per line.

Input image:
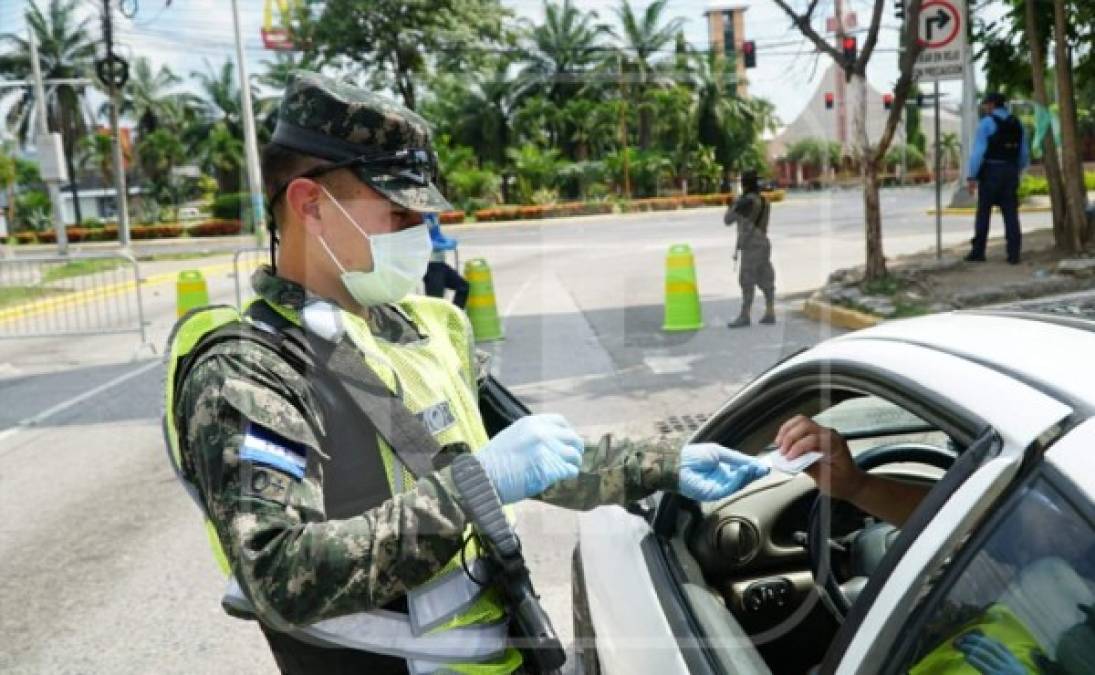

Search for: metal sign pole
xmin=231 ymin=0 xmax=266 ymax=250
xmin=28 ymin=31 xmax=69 ymax=255
xmin=934 ymin=81 xmax=942 ymax=260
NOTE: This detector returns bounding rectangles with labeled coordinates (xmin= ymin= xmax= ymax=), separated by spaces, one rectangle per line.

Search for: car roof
xmin=832 ymin=311 xmax=1095 ymax=410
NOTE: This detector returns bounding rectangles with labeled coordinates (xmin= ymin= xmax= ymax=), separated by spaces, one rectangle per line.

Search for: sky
xmin=0 ymin=0 xmax=993 ymax=133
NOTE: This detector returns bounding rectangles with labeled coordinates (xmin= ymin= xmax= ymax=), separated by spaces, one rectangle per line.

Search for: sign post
xmin=913 ymin=0 xmax=966 ymax=260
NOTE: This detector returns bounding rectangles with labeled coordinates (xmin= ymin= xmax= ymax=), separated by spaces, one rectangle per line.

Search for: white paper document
xmin=758 ymin=449 xmax=823 ymax=475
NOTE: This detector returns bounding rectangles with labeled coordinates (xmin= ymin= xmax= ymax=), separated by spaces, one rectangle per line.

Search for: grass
xmin=0 ymin=286 xmax=67 ymax=309
xmin=40 ymin=258 xmax=124 ymax=284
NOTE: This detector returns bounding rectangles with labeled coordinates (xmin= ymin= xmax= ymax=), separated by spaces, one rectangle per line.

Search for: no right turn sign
xmin=913 ymin=0 xmax=966 ymax=82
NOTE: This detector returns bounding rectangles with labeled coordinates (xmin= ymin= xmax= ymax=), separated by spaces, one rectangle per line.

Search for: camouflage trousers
xmin=738 ymin=241 xmax=775 ymax=296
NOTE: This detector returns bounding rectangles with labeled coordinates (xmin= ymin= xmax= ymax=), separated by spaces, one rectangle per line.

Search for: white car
xmin=572 ymin=311 xmax=1095 ymax=675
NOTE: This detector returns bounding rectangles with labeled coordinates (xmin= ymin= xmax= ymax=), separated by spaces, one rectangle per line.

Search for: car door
xmin=860 ymin=418 xmax=1095 ymax=675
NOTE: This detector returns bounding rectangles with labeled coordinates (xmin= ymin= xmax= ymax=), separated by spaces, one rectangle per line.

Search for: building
xmin=703 ymin=3 xmax=749 ymax=98
xmin=768 ymin=63 xmax=963 ymax=187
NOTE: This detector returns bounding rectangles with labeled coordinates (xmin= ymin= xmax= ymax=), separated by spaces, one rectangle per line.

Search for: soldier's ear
xmin=286 ymin=178 xmax=323 ymax=235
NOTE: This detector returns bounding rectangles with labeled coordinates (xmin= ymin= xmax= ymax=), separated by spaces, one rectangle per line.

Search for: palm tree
xmin=938 ymin=132 xmax=961 ymax=171
xmin=611 ymin=0 xmax=683 ymax=149
xmin=78 ymin=131 xmax=115 ymax=192
xmin=0 ymin=0 xmax=98 ymax=224
xmin=519 ymin=0 xmax=610 ymax=106
xmin=191 ymin=60 xmax=244 ymax=193
xmin=110 ymin=57 xmax=188 ymax=136
xmin=191 ymin=59 xmax=243 ymax=138
xmin=691 ymin=49 xmax=755 ymax=184
xmin=425 ymin=57 xmax=526 ymax=168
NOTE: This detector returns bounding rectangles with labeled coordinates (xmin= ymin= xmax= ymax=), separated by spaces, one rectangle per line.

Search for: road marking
xmin=0 ymin=359 xmax=162 ymax=445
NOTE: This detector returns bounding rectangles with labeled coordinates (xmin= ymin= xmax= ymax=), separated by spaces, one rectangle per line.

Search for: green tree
xmin=137 ymin=129 xmax=187 ymax=221
xmin=0 ymin=0 xmax=98 ymax=225
xmin=78 ymin=131 xmax=116 ymax=192
xmin=518 ymin=0 xmax=609 ymax=106
xmin=424 ymin=57 xmax=526 ymax=167
xmin=112 ymin=57 xmax=188 ymax=136
xmin=311 ymin=0 xmax=510 ymax=110
xmin=0 ymin=150 xmax=16 ymax=233
xmin=692 ymin=50 xmax=768 ymax=183
xmin=190 ymin=60 xmax=245 ymax=194
xmin=610 ymin=0 xmax=683 ymax=149
xmin=506 ymin=143 xmax=562 ymax=202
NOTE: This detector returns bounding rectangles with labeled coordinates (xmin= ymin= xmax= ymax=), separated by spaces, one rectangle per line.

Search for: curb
xmin=927 ymin=205 xmax=1053 ymax=216
xmin=801 ymin=298 xmax=882 ymax=331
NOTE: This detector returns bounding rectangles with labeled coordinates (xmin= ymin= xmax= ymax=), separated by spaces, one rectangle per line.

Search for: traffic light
xmin=742 ymin=40 xmax=756 ymax=69
xmin=825 ymin=92 xmax=834 ymax=110
xmin=883 ymin=93 xmax=894 ymax=110
xmin=842 ymin=36 xmax=857 ymax=63
xmin=895 ymin=0 xmax=905 ymax=21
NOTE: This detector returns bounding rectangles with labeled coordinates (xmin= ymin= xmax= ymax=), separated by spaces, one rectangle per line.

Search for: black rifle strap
xmin=246 ymin=301 xmax=442 ymax=479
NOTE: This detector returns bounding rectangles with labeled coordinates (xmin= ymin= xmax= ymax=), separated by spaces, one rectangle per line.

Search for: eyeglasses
xmin=268 ymin=147 xmax=438 ymax=208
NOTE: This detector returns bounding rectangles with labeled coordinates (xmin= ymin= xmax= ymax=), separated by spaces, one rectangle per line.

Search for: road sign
xmin=913 ymin=0 xmax=966 ymax=82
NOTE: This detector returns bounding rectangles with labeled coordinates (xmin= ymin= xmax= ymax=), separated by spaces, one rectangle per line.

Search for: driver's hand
xmin=775 ymin=416 xmax=866 ymax=501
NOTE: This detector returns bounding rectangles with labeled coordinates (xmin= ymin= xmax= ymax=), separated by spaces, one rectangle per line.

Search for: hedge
xmin=439 ymin=210 xmax=465 ymax=225
xmin=2 ymin=218 xmax=244 ymax=244
xmin=188 ymin=219 xmax=243 ymax=237
xmin=468 ymin=192 xmax=749 ymax=223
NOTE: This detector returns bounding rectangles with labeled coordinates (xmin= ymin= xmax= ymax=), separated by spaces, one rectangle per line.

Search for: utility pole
xmin=28 ymin=31 xmax=69 ymax=255
xmin=99 ymin=0 xmax=132 ymax=249
xmin=231 ymin=0 xmax=266 ymax=248
xmin=934 ymin=82 xmax=943 ymax=259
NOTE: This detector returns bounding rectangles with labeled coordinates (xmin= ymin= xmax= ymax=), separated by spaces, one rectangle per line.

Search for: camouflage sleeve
xmin=533 ymin=436 xmax=681 ymax=510
xmin=177 ymin=340 xmax=469 ymax=627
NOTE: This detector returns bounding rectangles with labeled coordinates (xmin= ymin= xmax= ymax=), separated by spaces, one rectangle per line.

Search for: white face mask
xmin=316 ymin=186 xmax=431 ymax=307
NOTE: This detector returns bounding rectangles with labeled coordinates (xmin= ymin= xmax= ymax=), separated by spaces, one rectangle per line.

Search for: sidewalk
xmin=804 ymin=227 xmax=1095 ymax=329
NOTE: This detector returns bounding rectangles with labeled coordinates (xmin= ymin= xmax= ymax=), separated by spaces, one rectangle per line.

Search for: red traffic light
xmin=825 ymin=92 xmax=835 ymax=109
xmin=742 ymin=39 xmax=756 ymax=68
xmin=883 ymin=93 xmax=894 ymax=110
xmin=842 ymin=36 xmax=857 ymax=61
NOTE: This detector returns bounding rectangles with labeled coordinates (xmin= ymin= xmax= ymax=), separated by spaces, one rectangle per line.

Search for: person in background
xmin=725 ymin=170 xmax=776 ymax=328
xmin=966 ymin=92 xmax=1030 ymax=265
xmin=422 ymin=212 xmax=470 ymax=308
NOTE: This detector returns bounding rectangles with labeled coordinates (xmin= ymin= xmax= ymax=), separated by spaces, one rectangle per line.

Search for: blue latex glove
xmin=955 ymin=632 xmax=1027 ymax=675
xmin=678 ymin=443 xmax=770 ymax=501
xmin=474 ymin=414 xmax=584 ymax=504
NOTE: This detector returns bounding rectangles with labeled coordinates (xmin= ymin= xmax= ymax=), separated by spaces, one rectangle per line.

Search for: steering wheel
xmin=807 ymin=443 xmax=955 ymax=620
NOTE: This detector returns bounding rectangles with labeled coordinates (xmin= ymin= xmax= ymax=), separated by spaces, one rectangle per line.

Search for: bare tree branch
xmin=769 ymin=0 xmax=845 ymax=65
xmin=856 ymin=0 xmax=888 ymax=72
xmin=871 ymin=0 xmax=926 ymax=166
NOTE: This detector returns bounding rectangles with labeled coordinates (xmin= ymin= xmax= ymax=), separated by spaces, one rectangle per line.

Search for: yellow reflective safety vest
xmin=163 ymin=295 xmax=521 ymax=674
xmin=910 ymin=603 xmax=1045 ymax=675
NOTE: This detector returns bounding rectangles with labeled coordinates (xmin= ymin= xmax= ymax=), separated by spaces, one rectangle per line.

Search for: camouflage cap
xmin=272 ymin=70 xmax=451 ymax=212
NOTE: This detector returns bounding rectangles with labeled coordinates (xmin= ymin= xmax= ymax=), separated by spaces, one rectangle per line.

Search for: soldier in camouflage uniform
xmin=170 ymin=71 xmax=768 ymax=674
xmin=725 ymin=170 xmax=776 ymax=328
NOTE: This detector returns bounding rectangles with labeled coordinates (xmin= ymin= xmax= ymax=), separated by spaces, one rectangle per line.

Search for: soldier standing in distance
xmin=725 ymin=170 xmax=776 ymax=328
xmin=165 ymin=71 xmax=770 ymax=674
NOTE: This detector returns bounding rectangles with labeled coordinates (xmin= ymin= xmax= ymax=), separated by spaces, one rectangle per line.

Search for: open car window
xmin=889 ymin=475 xmax=1095 ymax=675
xmin=813 ymin=395 xmax=936 ymax=440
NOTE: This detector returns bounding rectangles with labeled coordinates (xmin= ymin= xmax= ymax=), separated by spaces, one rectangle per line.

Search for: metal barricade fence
xmin=0 ymin=252 xmax=150 ymax=346
xmin=233 ymin=246 xmax=268 ymax=309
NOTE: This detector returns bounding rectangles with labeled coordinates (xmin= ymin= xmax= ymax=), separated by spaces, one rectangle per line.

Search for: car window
xmin=813 ymin=395 xmax=932 ymax=438
xmin=894 ymin=476 xmax=1095 ymax=675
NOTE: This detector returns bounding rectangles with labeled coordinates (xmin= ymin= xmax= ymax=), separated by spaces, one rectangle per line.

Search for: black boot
xmin=759 ymin=291 xmax=776 ymax=324
xmin=729 ymin=287 xmax=753 ymax=328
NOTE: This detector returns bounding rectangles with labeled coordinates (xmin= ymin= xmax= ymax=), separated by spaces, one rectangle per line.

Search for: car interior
xmin=665 ymin=385 xmax=967 ymax=675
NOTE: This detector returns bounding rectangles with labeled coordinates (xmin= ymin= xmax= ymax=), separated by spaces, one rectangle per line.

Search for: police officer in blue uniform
xmin=965 ymin=93 xmax=1030 ymax=265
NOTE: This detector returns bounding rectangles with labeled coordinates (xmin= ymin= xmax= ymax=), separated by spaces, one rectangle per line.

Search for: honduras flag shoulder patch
xmin=240 ymin=424 xmax=307 ymax=480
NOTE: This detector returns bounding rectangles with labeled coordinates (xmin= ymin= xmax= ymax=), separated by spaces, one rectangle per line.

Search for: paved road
xmin=0 ymin=187 xmax=1049 ymax=672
